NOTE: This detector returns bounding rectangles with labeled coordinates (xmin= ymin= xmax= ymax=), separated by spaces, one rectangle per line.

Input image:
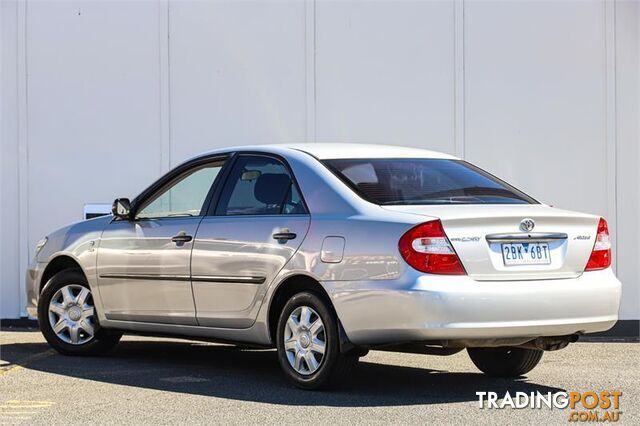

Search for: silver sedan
xmin=26 ymin=144 xmax=621 ymax=389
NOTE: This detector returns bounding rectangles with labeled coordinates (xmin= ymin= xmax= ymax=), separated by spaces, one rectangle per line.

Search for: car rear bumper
xmin=322 ymin=268 xmax=621 ymax=346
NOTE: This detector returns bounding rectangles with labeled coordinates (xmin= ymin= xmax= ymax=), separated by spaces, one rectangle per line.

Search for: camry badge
xmin=520 ymin=218 xmax=535 ymax=232
xmin=450 ymin=236 xmax=481 ymax=243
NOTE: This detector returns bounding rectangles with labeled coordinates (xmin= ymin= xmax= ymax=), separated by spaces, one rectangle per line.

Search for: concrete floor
xmin=0 ymin=329 xmax=638 ymax=425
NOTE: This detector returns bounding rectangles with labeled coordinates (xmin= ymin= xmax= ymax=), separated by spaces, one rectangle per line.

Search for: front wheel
xmin=38 ymin=269 xmax=122 ymax=356
xmin=467 ymin=347 xmax=543 ymax=377
xmin=276 ymin=292 xmax=357 ymax=390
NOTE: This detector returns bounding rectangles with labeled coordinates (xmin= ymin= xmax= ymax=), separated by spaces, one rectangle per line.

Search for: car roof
xmin=282 ymin=143 xmax=458 ymax=160
xmin=192 ymin=143 xmax=459 ymax=162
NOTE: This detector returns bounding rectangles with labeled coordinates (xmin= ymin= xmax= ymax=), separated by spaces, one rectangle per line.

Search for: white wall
xmin=169 ymin=1 xmax=308 ymax=162
xmin=315 ymin=1 xmax=455 ymax=151
xmin=1 ymin=0 xmax=23 ymax=319
xmin=615 ymin=0 xmax=640 ymax=321
xmin=1 ymin=0 xmax=638 ymax=320
xmin=26 ymin=0 xmax=164 ymax=249
xmin=464 ymin=1 xmax=609 ymax=215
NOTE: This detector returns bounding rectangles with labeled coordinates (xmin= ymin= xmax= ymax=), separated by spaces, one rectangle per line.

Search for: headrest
xmin=254 ymin=173 xmax=291 ymax=205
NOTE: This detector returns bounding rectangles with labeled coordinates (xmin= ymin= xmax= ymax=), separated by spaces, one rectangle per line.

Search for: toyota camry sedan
xmin=26 ymin=144 xmax=621 ymax=389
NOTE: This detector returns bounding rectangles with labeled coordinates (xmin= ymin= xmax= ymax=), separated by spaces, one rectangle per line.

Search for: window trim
xmin=126 ymin=154 xmax=232 ymax=221
xmin=207 ymin=152 xmax=310 ymax=217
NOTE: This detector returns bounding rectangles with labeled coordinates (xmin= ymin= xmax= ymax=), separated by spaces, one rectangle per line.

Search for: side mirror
xmin=112 ymin=198 xmax=132 ymax=220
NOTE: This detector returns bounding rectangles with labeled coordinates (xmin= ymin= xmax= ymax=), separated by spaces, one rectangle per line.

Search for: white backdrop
xmin=1 ymin=0 xmax=638 ymax=321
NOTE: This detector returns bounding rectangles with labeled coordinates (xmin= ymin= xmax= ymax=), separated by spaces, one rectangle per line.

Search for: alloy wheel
xmin=283 ymin=306 xmax=326 ymax=375
xmin=48 ymin=284 xmax=96 ymax=345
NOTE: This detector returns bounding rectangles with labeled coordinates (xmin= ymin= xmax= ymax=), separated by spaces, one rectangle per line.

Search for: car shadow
xmin=1 ymin=337 xmax=565 ymax=407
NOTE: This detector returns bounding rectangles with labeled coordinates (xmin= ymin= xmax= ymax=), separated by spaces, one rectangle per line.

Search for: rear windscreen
xmin=323 ymin=159 xmax=537 ymax=205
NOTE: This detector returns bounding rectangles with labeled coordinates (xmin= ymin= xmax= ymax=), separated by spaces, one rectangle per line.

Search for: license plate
xmin=502 ymin=242 xmax=551 ymax=266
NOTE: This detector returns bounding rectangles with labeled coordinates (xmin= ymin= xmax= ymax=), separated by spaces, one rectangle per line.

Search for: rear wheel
xmin=467 ymin=347 xmax=543 ymax=377
xmin=38 ymin=269 xmax=121 ymax=356
xmin=276 ymin=291 xmax=357 ymax=390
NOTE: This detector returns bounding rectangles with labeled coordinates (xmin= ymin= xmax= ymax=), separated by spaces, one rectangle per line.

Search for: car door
xmin=97 ymin=158 xmax=227 ymax=325
xmin=191 ymin=154 xmax=311 ymax=328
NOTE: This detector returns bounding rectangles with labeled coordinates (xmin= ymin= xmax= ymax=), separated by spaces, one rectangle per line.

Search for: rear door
xmin=191 ymin=154 xmax=310 ymax=328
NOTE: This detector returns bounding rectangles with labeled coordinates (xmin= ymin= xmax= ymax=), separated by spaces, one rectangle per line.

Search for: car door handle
xmin=171 ymin=232 xmax=193 ymax=243
xmin=273 ymin=230 xmax=297 ymax=241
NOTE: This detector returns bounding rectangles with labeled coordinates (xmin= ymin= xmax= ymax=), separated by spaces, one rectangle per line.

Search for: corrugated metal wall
xmin=1 ymin=0 xmax=638 ymax=320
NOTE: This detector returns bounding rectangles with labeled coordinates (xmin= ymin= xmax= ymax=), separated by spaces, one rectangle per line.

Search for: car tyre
xmin=276 ymin=291 xmax=357 ymax=390
xmin=467 ymin=347 xmax=543 ymax=377
xmin=38 ymin=269 xmax=122 ymax=356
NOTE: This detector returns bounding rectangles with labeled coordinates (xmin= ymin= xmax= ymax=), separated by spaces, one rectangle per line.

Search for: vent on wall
xmin=83 ymin=203 xmax=112 ymax=220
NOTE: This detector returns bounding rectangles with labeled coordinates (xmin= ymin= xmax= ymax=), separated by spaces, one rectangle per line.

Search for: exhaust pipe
xmin=518 ymin=334 xmax=580 ymax=351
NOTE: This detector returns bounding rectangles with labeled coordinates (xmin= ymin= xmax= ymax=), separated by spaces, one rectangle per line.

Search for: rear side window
xmin=324 ymin=159 xmax=537 ymax=205
xmin=216 ymin=155 xmax=307 ymax=215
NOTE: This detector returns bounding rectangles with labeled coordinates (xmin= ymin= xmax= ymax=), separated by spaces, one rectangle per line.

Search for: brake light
xmin=585 ymin=217 xmax=611 ymax=271
xmin=399 ymin=220 xmax=466 ymax=275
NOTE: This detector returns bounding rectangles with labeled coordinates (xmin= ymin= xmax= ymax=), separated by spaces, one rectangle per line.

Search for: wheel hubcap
xmin=48 ymin=284 xmax=96 ymax=345
xmin=283 ymin=306 xmax=326 ymax=375
xmin=68 ymin=306 xmax=82 ymax=321
xmin=299 ymin=333 xmax=311 ymax=348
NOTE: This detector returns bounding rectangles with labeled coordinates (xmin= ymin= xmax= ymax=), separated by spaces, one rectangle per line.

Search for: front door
xmin=97 ymin=159 xmax=226 ymax=325
xmin=191 ymin=154 xmax=310 ymax=328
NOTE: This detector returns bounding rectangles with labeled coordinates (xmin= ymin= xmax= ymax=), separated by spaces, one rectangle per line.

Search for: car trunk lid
xmin=383 ymin=204 xmax=600 ymax=280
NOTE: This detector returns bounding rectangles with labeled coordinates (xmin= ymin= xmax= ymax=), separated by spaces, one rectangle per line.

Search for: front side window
xmin=216 ymin=155 xmax=306 ymax=216
xmin=136 ymin=161 xmax=224 ymax=219
xmin=324 ymin=159 xmax=537 ymax=205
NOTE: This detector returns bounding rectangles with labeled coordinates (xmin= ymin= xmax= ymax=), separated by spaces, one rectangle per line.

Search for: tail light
xmin=399 ymin=220 xmax=466 ymax=275
xmin=585 ymin=217 xmax=611 ymax=271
